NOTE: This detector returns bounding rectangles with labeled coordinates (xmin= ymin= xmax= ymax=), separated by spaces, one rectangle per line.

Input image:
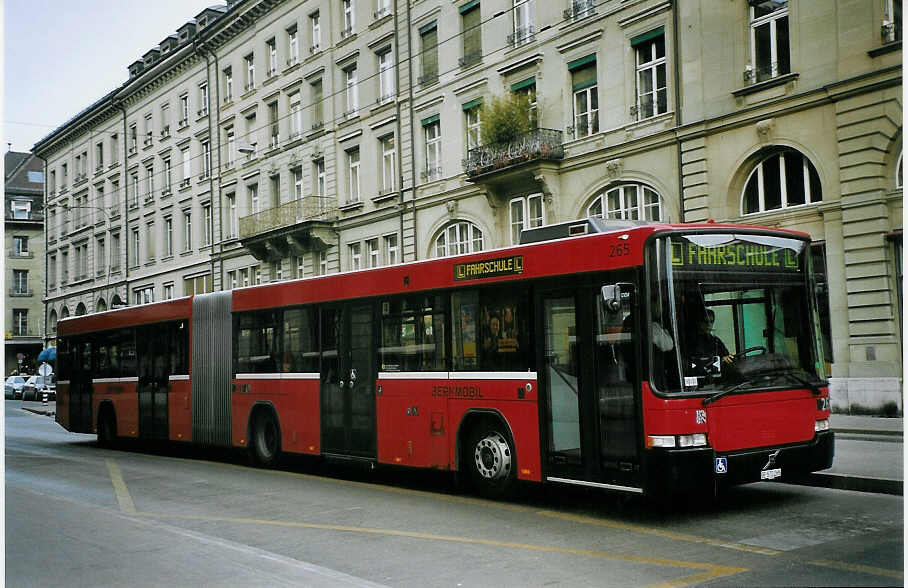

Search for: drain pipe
xmin=195 ymin=36 xmax=221 ymax=291
xmin=394 ymin=0 xmax=405 ymax=260
xmin=116 ymin=100 xmax=130 ymax=301
xmin=673 ymin=4 xmax=685 ymax=223
xmin=37 ymin=153 xmax=48 ymax=344
xmin=405 ymin=0 xmax=418 ymax=261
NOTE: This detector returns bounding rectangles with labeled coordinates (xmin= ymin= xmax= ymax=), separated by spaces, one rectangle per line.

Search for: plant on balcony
xmin=479 ymin=92 xmax=534 ymax=146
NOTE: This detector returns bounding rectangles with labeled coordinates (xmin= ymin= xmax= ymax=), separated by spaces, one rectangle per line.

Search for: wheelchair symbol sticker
xmin=715 ymin=457 xmax=728 ymax=474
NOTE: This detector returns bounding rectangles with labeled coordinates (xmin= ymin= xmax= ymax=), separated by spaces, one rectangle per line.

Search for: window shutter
xmin=423 ymin=28 xmax=438 ymax=75
xmin=571 ymin=63 xmax=597 ymax=91
xmin=459 ymin=0 xmax=480 ymax=14
xmin=462 ymin=5 xmax=481 ymax=58
xmin=511 ymin=77 xmax=535 ymax=92
xmin=630 ymin=27 xmax=664 ymax=47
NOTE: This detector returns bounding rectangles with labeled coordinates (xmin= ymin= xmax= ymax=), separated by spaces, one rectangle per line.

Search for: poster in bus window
xmin=459 ymin=302 xmax=477 ymax=366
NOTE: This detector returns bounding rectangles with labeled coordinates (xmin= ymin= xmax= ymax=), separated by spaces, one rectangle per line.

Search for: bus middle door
xmin=320 ymin=304 xmax=376 ymax=458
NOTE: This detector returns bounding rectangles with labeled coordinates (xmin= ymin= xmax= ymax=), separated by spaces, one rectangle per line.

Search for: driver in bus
xmin=688 ymin=309 xmax=734 ymax=364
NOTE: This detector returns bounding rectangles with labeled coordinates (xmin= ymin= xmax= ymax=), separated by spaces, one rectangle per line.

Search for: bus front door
xmin=540 ymin=286 xmax=641 ymax=491
xmin=320 ymin=304 xmax=376 ymax=458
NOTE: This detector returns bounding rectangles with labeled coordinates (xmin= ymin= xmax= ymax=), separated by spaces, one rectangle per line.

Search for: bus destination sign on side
xmin=454 ymin=255 xmax=524 ymax=281
xmin=672 ymin=242 xmax=800 ymax=271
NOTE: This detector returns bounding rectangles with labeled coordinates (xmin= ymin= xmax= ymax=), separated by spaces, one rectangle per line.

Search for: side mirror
xmin=601 ymin=283 xmax=634 ymax=313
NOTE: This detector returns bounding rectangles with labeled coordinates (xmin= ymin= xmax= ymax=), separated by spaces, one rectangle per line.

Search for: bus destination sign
xmin=454 ymin=255 xmax=524 ymax=281
xmin=672 ymin=241 xmax=800 ymax=271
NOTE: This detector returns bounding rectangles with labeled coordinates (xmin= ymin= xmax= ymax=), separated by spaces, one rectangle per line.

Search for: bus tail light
xmin=815 ymin=419 xmax=829 ymax=432
xmin=646 ymin=434 xmax=708 ymax=449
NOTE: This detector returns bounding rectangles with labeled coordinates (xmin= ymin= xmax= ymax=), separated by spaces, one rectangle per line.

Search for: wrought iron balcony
xmin=463 ymin=128 xmax=564 ymax=178
xmin=564 ymin=0 xmax=596 ymax=21
xmin=238 ymin=196 xmax=337 ymax=240
xmin=507 ymin=26 xmax=535 ymax=47
xmin=459 ymin=51 xmax=482 ymax=68
xmin=238 ymin=196 xmax=339 ymax=261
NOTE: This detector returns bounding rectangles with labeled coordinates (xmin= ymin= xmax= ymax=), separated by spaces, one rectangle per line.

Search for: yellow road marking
xmin=810 ymin=559 xmax=903 ymax=580
xmin=138 ymin=510 xmax=746 ymax=586
xmin=105 ymin=459 xmax=136 ymax=514
xmin=536 ymin=510 xmax=781 ymax=556
xmin=154 ymin=455 xmax=779 ymax=557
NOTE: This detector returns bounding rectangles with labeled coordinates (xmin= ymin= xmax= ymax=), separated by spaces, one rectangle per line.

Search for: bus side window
xmin=283 ymin=307 xmax=319 ymax=373
xmin=451 ymin=290 xmax=479 ymax=370
xmin=120 ymin=329 xmax=137 ymax=378
xmin=235 ymin=310 xmax=281 ymax=374
xmin=478 ymin=286 xmax=531 ymax=373
xmin=380 ymin=295 xmax=447 ymax=372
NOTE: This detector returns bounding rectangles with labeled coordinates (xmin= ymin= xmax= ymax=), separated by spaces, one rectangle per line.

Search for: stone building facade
xmin=34 ymin=0 xmax=902 ymax=410
xmin=5 ymin=151 xmax=46 ymax=374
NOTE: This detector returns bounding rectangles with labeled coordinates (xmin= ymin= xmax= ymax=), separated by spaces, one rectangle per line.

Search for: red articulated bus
xmin=56 ymin=219 xmax=833 ymax=498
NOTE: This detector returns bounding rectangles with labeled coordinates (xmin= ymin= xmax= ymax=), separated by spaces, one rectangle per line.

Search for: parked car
xmin=5 ymin=375 xmax=26 ymax=399
xmin=23 ymin=375 xmax=55 ymax=401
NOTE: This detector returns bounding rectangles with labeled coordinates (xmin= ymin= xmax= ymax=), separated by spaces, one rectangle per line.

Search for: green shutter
xmin=630 ymin=27 xmax=664 ymax=47
xmin=462 ymin=98 xmax=482 ymax=111
xmin=422 ymin=28 xmax=438 ymax=77
xmin=567 ymin=54 xmax=596 ymax=71
xmin=511 ymin=77 xmax=535 ymax=92
xmin=418 ymin=21 xmax=437 ymax=35
xmin=571 ymin=63 xmax=597 ymax=91
xmin=459 ymin=0 xmax=480 ymax=14
xmin=422 ymin=114 xmax=440 ymax=126
xmin=462 ymin=4 xmax=481 ymax=60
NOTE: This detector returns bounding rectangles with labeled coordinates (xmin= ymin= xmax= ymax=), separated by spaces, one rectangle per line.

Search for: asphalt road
xmin=5 ymin=403 xmax=903 ymax=587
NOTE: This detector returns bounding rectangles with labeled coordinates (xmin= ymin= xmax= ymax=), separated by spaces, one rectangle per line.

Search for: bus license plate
xmin=761 ymin=468 xmax=782 ymax=480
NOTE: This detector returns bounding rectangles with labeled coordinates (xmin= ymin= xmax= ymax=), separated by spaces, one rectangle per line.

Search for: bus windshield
xmin=648 ymin=233 xmax=826 ymax=395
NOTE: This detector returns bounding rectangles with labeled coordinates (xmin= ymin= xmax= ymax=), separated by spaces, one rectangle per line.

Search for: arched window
xmin=587 ymin=183 xmax=662 ymax=221
xmin=896 ymin=151 xmax=902 ymax=189
xmin=111 ymin=294 xmax=124 ymax=308
xmin=75 ymin=302 xmax=87 ymax=316
xmin=742 ymin=148 xmax=821 ymax=214
xmin=434 ymin=221 xmax=484 ymax=257
xmin=96 ymin=299 xmax=107 ymax=313
xmin=60 ymin=307 xmax=70 ymax=320
xmin=48 ymin=310 xmax=58 ymax=334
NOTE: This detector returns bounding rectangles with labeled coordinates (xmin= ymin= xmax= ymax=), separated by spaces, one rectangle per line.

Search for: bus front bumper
xmin=644 ymin=431 xmax=834 ymax=496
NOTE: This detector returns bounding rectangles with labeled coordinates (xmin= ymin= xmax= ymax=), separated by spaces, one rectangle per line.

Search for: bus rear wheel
xmin=97 ymin=409 xmax=117 ymax=448
xmin=250 ymin=410 xmax=280 ymax=467
xmin=467 ymin=424 xmax=516 ymax=498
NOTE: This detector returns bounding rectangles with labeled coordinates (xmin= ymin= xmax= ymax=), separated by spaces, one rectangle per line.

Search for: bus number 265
xmin=609 ymin=244 xmax=630 ymax=257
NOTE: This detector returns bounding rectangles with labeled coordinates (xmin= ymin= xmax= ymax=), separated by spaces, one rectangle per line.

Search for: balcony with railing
xmin=463 ymin=127 xmax=564 ymax=207
xmin=564 ymin=0 xmax=596 ymax=22
xmin=238 ymin=196 xmax=338 ymax=261
xmin=463 ymin=128 xmax=563 ymax=179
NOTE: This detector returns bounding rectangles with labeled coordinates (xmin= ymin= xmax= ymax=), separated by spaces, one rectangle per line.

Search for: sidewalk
xmin=830 ymin=414 xmax=903 ymax=436
xmin=792 ymin=414 xmax=904 ymax=496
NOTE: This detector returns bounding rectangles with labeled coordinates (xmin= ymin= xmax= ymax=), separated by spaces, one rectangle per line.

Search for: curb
xmin=784 ymin=473 xmax=903 ymax=496
xmin=834 ymin=429 xmax=903 ymax=437
xmin=22 ymin=408 xmax=55 ymax=418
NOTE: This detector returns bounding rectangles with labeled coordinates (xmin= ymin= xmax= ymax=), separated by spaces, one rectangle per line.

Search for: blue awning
xmin=37 ymin=347 xmax=56 ymax=362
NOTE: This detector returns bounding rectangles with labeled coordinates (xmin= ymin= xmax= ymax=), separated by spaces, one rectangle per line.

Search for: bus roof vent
xmin=519 ymin=217 xmax=649 ymax=244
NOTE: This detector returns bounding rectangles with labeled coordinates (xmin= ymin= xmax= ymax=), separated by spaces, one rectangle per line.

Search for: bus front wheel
xmin=467 ymin=424 xmax=516 ymax=498
xmin=250 ymin=410 xmax=280 ymax=467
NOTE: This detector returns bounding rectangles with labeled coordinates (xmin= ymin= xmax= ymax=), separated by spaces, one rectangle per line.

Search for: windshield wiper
xmin=702 ymin=380 xmax=752 ymax=406
xmin=776 ymin=370 xmax=822 ymax=395
xmin=702 ymin=370 xmax=822 ymax=406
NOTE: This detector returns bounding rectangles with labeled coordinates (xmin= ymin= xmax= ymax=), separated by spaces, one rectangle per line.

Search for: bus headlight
xmin=814 ymin=419 xmax=829 ymax=432
xmin=647 ymin=434 xmax=708 ymax=448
